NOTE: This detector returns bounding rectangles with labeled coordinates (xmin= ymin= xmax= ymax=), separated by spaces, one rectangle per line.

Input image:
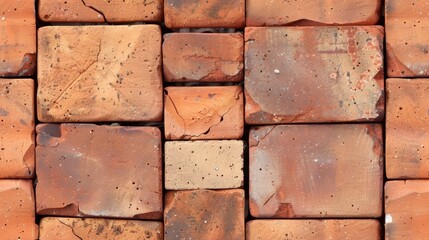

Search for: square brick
xmin=36 ymin=124 xmax=162 ymax=219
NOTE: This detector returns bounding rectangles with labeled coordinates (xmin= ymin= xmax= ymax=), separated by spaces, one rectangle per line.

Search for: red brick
xmin=37 ymin=25 xmax=162 ymax=122
xmin=0 ymin=180 xmax=38 ymax=239
xmin=164 ymin=190 xmax=244 ymax=240
xmin=0 ymin=0 xmax=36 ymax=77
xmin=249 ymin=124 xmax=383 ymax=218
xmin=36 ymin=124 xmax=162 ymax=219
xmin=164 ymin=86 xmax=244 ymax=140
xmin=0 ymin=79 xmax=34 ymax=178
xmin=246 ymin=0 xmax=381 ymax=26
xmin=163 ymin=33 xmax=244 ymax=83
xmin=247 ymin=220 xmax=381 ymax=240
xmin=385 ymin=180 xmax=429 ymax=240
xmin=245 ymin=26 xmax=384 ymax=124
xmin=39 ymin=0 xmax=162 ymax=22
xmin=39 ymin=217 xmax=162 ymax=240
xmin=164 ymin=0 xmax=245 ymax=28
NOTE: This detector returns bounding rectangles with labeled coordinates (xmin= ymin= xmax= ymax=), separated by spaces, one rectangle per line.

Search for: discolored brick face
xmin=36 ymin=124 xmax=162 ymax=219
xmin=249 ymin=124 xmax=383 ymax=218
xmin=245 ymin=26 xmax=384 ymax=124
xmin=37 ymin=25 xmax=163 ymax=122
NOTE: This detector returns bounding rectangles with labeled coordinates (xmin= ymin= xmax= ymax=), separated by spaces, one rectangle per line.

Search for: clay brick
xmin=37 ymin=25 xmax=162 ymax=122
xmin=164 ymin=86 xmax=243 ymax=140
xmin=39 ymin=0 xmax=162 ymax=23
xmin=39 ymin=217 xmax=162 ymax=240
xmin=249 ymin=124 xmax=383 ymax=218
xmin=246 ymin=0 xmax=381 ymax=26
xmin=247 ymin=220 xmax=381 ymax=240
xmin=245 ymin=26 xmax=384 ymax=124
xmin=0 ymin=79 xmax=34 ymax=178
xmin=0 ymin=180 xmax=38 ymax=239
xmin=164 ymin=190 xmax=244 ymax=240
xmin=385 ymin=180 xmax=429 ymax=240
xmin=386 ymin=79 xmax=429 ymax=179
xmin=165 ymin=141 xmax=243 ymax=190
xmin=0 ymin=0 xmax=36 ymax=77
xmin=386 ymin=0 xmax=429 ymax=77
xmin=36 ymin=124 xmax=162 ymax=219
xmin=164 ymin=0 xmax=245 ymax=28
xmin=163 ymin=33 xmax=244 ymax=83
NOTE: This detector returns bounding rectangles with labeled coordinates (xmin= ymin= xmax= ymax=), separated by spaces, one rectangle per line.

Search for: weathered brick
xmin=0 ymin=0 xmax=36 ymax=77
xmin=386 ymin=79 xmax=429 ymax=179
xmin=386 ymin=0 xmax=429 ymax=77
xmin=0 ymin=180 xmax=38 ymax=239
xmin=36 ymin=124 xmax=162 ymax=219
xmin=37 ymin=25 xmax=162 ymax=122
xmin=164 ymin=86 xmax=243 ymax=140
xmin=165 ymin=141 xmax=243 ymax=190
xmin=0 ymin=79 xmax=34 ymax=178
xmin=164 ymin=189 xmax=244 ymax=240
xmin=245 ymin=26 xmax=384 ymax=124
xmin=247 ymin=220 xmax=381 ymax=240
xmin=39 ymin=217 xmax=162 ymax=240
xmin=249 ymin=124 xmax=383 ymax=218
xmin=163 ymin=33 xmax=244 ymax=83
xmin=39 ymin=0 xmax=162 ymax=22
xmin=385 ymin=180 xmax=429 ymax=240
xmin=246 ymin=0 xmax=381 ymax=26
xmin=164 ymin=0 xmax=245 ymax=28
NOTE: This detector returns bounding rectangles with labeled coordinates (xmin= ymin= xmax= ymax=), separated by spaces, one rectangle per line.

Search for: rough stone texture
xmin=249 ymin=124 xmax=383 ymax=218
xmin=0 ymin=79 xmax=34 ymax=178
xmin=164 ymin=86 xmax=243 ymax=140
xmin=246 ymin=0 xmax=381 ymax=26
xmin=164 ymin=189 xmax=244 ymax=240
xmin=386 ymin=0 xmax=429 ymax=77
xmin=247 ymin=220 xmax=381 ymax=240
xmin=245 ymin=26 xmax=384 ymax=124
xmin=0 ymin=180 xmax=38 ymax=240
xmin=385 ymin=180 xmax=429 ymax=240
xmin=164 ymin=0 xmax=245 ymax=28
xmin=165 ymin=141 xmax=244 ymax=190
xmin=39 ymin=0 xmax=162 ymax=22
xmin=386 ymin=79 xmax=429 ymax=179
xmin=0 ymin=0 xmax=36 ymax=77
xmin=163 ymin=33 xmax=244 ymax=82
xmin=38 ymin=25 xmax=162 ymax=122
xmin=36 ymin=124 xmax=162 ymax=219
xmin=39 ymin=217 xmax=162 ymax=240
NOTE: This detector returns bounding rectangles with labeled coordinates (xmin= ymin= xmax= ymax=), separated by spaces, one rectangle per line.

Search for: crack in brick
xmin=58 ymin=219 xmax=83 ymax=240
xmin=165 ymin=91 xmax=187 ymax=137
xmin=250 ymin=126 xmax=277 ymax=148
xmin=81 ymin=0 xmax=108 ymax=22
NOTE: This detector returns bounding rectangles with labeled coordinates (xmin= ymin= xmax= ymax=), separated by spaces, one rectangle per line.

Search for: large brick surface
xmin=37 ymin=25 xmax=162 ymax=122
xmin=36 ymin=124 xmax=162 ymax=219
xmin=0 ymin=79 xmax=34 ymax=178
xmin=249 ymin=124 xmax=383 ymax=218
xmin=0 ymin=0 xmax=36 ymax=77
xmin=245 ymin=26 xmax=384 ymax=124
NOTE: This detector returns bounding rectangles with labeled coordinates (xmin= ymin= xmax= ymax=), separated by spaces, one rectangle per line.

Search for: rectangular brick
xmin=0 ymin=0 xmax=36 ymax=77
xmin=163 ymin=33 xmax=244 ymax=83
xmin=164 ymin=86 xmax=243 ymax=140
xmin=385 ymin=180 xmax=429 ymax=240
xmin=39 ymin=0 xmax=162 ymax=22
xmin=40 ymin=217 xmax=162 ymax=240
xmin=0 ymin=79 xmax=34 ymax=178
xmin=37 ymin=25 xmax=162 ymax=122
xmin=245 ymin=26 xmax=384 ymax=124
xmin=164 ymin=190 xmax=244 ymax=240
xmin=247 ymin=220 xmax=381 ymax=240
xmin=386 ymin=79 xmax=429 ymax=179
xmin=165 ymin=140 xmax=243 ymax=190
xmin=36 ymin=124 xmax=162 ymax=219
xmin=0 ymin=180 xmax=38 ymax=239
xmin=249 ymin=124 xmax=383 ymax=218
